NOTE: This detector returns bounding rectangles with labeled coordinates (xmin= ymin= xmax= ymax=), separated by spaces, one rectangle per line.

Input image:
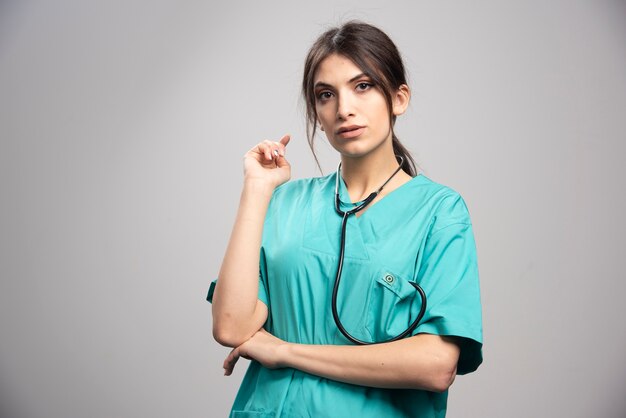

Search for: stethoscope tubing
xmin=332 ymin=159 xmax=427 ymax=345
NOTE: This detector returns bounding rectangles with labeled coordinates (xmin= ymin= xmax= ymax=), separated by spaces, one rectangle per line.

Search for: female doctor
xmin=207 ymin=21 xmax=483 ymax=417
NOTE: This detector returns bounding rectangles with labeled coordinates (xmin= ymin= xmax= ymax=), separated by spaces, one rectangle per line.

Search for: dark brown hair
xmin=302 ymin=20 xmax=418 ymax=176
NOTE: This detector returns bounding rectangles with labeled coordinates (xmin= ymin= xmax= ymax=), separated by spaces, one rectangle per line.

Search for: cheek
xmin=316 ymin=106 xmax=332 ymax=121
xmin=375 ymin=100 xmax=390 ymax=120
xmin=374 ymin=109 xmax=392 ymax=130
xmin=317 ymin=114 xmax=335 ymax=133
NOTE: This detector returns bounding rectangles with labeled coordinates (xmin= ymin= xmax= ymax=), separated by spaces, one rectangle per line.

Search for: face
xmin=313 ymin=53 xmax=409 ymax=159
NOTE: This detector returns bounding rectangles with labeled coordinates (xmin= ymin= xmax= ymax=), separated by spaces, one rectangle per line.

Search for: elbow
xmin=411 ymin=349 xmax=458 ymax=392
xmin=426 ymin=352 xmax=458 ymax=392
xmin=212 ymin=324 xmax=249 ymax=348
xmin=429 ymin=363 xmax=457 ymax=393
xmin=421 ymin=337 xmax=461 ymax=392
xmin=212 ymin=328 xmax=245 ymax=348
xmin=212 ymin=306 xmax=266 ymax=347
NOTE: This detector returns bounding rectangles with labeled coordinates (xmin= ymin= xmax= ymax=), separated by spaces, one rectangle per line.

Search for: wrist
xmin=242 ymin=178 xmax=276 ymax=196
xmin=277 ymin=341 xmax=295 ymax=369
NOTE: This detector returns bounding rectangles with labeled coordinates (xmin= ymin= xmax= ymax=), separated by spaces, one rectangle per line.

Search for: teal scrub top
xmin=207 ymin=171 xmax=483 ymax=418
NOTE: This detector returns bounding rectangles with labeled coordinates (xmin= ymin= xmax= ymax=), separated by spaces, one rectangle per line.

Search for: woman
xmin=207 ymin=20 xmax=483 ymax=417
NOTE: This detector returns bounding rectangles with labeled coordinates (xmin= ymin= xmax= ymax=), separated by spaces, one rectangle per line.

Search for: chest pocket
xmin=364 ymin=268 xmax=425 ymax=343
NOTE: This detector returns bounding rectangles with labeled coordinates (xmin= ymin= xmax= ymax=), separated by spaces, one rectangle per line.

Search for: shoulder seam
xmin=429 ymin=221 xmax=472 ymax=237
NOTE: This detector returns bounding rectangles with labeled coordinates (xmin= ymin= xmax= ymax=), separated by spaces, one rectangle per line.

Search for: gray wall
xmin=1 ymin=1 xmax=625 ymax=417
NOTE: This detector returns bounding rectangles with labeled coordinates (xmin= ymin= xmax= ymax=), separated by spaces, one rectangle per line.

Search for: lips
xmin=337 ymin=126 xmax=365 ymax=139
xmin=336 ymin=125 xmax=365 ymax=134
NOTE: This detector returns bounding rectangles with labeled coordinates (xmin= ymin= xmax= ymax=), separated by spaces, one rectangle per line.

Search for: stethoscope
xmin=332 ymin=156 xmax=427 ymax=345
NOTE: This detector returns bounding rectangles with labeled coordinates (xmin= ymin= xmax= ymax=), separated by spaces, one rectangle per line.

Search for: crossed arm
xmin=220 ymin=322 xmax=460 ymax=393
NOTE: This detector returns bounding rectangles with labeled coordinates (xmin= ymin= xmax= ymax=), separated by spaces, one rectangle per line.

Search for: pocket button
xmin=384 ymin=274 xmax=395 ymax=284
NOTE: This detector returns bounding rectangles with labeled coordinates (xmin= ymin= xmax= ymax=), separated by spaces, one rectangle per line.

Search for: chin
xmin=333 ymin=140 xmax=387 ymax=159
xmin=329 ymin=143 xmax=367 ymax=158
xmin=339 ymin=149 xmax=378 ymax=161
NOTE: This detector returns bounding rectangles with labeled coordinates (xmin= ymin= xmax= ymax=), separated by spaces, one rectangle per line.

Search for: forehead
xmin=313 ymin=53 xmax=365 ymax=85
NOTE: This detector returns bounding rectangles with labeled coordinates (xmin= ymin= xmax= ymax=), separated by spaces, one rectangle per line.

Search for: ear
xmin=392 ymin=84 xmax=410 ymax=116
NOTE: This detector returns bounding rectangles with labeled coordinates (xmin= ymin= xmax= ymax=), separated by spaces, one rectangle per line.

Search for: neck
xmin=339 ymin=150 xmax=405 ymax=202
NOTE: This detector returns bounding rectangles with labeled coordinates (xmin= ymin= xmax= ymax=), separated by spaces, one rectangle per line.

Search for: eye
xmin=316 ymin=91 xmax=333 ymax=101
xmin=356 ymin=82 xmax=373 ymax=91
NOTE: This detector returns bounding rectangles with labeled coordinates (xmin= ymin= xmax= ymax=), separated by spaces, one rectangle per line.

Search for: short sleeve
xmin=413 ymin=194 xmax=483 ymax=375
xmin=205 ymin=247 xmax=270 ymax=308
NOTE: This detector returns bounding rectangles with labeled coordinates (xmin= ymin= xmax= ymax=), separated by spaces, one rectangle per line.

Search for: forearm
xmin=281 ymin=335 xmax=459 ymax=392
xmin=212 ymin=180 xmax=274 ymax=344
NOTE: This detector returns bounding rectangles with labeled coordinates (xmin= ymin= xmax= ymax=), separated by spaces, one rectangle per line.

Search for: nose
xmin=336 ymin=91 xmax=355 ymax=120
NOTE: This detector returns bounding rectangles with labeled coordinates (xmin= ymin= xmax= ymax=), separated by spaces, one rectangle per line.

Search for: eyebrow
xmin=314 ymin=73 xmax=368 ymax=89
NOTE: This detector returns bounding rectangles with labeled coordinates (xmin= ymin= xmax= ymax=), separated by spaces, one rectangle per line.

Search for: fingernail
xmin=273 ymin=149 xmax=279 ymax=157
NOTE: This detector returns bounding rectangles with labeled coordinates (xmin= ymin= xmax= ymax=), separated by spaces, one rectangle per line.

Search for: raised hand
xmin=243 ymin=134 xmax=291 ymax=189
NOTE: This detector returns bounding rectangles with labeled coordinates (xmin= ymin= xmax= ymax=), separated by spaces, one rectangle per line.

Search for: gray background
xmin=1 ymin=1 xmax=625 ymax=417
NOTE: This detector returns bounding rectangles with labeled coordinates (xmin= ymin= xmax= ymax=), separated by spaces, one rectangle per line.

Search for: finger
xmin=275 ymin=140 xmax=288 ymax=157
xmin=257 ymin=142 xmax=274 ymax=162
xmin=279 ymin=134 xmax=291 ymax=147
xmin=270 ymin=139 xmax=286 ymax=158
xmin=277 ymin=135 xmax=290 ymax=155
xmin=223 ymin=348 xmax=234 ymax=371
xmin=269 ymin=136 xmax=289 ymax=159
xmin=263 ymin=140 xmax=281 ymax=161
xmin=264 ymin=143 xmax=273 ymax=162
xmin=223 ymin=348 xmax=240 ymax=376
xmin=254 ymin=143 xmax=267 ymax=161
xmin=263 ymin=138 xmax=288 ymax=160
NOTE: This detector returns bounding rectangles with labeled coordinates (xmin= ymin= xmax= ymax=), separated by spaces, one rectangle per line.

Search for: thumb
xmin=279 ymin=134 xmax=291 ymax=147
